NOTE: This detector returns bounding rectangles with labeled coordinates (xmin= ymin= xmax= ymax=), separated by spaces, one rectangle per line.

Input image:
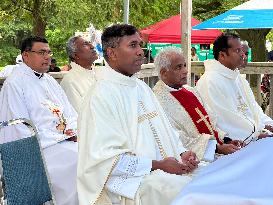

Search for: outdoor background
xmin=1 ymin=0 xmax=273 ymax=68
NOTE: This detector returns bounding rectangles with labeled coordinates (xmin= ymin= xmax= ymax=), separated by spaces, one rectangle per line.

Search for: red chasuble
xmin=171 ymin=88 xmax=223 ymax=145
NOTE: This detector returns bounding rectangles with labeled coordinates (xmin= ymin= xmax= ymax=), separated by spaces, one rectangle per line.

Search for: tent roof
xmin=193 ymin=0 xmax=273 ymax=30
xmin=140 ymin=15 xmax=222 ymax=44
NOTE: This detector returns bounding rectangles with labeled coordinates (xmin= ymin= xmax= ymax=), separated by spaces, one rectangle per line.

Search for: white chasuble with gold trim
xmin=77 ymin=66 xmax=198 ymax=205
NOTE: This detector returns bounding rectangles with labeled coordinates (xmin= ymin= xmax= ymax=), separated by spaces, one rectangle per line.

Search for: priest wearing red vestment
xmin=153 ymin=47 xmax=242 ymax=161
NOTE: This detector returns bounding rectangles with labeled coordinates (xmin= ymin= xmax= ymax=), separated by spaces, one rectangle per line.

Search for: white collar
xmin=204 ymin=59 xmax=240 ymax=80
xmin=154 ymin=80 xmax=183 ymax=92
xmin=70 ymin=62 xmax=93 ymax=73
xmin=19 ymin=63 xmax=46 ymax=79
xmin=95 ymin=64 xmax=138 ymax=87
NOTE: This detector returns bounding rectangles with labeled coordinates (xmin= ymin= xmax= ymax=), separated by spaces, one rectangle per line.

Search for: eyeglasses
xmin=242 ymin=124 xmax=258 ymax=146
xmin=29 ymin=50 xmax=53 ymax=57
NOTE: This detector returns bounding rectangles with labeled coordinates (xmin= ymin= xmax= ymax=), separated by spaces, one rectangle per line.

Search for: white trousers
xmin=44 ymin=141 xmax=78 ymax=205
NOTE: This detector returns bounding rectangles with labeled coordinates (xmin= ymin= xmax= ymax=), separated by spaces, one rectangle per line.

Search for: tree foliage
xmin=0 ymin=20 xmax=32 ymax=65
xmin=192 ymin=0 xmax=247 ymax=21
xmin=0 ymin=0 xmax=272 ymax=67
xmin=192 ymin=0 xmax=273 ymax=61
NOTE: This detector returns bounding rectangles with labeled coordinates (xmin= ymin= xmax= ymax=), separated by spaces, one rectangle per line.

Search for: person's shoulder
xmin=82 ymin=81 xmax=117 ymax=108
xmin=238 ymin=74 xmax=251 ymax=86
xmin=183 ymin=85 xmax=196 ymax=92
xmin=196 ymin=73 xmax=224 ymax=93
xmin=2 ymin=65 xmax=15 ymax=70
xmin=1 ymin=69 xmax=26 ymax=93
xmin=4 ymin=66 xmax=24 ymax=83
xmin=44 ymin=73 xmax=64 ymax=88
xmin=60 ymin=71 xmax=74 ymax=84
xmin=135 ymin=77 xmax=152 ymax=90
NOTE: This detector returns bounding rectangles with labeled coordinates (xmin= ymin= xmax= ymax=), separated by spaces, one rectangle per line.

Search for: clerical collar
xmin=161 ymin=80 xmax=183 ymax=92
xmin=204 ymin=59 xmax=239 ymax=80
xmin=33 ymin=71 xmax=44 ymax=79
xmin=96 ymin=64 xmax=137 ymax=87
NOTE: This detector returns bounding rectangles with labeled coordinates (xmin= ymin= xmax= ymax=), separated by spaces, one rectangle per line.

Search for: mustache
xmin=136 ymin=57 xmax=145 ymax=61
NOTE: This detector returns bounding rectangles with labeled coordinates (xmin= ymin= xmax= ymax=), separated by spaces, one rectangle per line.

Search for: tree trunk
xmin=32 ymin=16 xmax=46 ymax=37
xmin=236 ymin=29 xmax=271 ymax=105
xmin=32 ymin=0 xmax=46 ymax=37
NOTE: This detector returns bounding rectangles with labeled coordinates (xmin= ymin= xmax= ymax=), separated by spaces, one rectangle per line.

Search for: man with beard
xmin=61 ymin=36 xmax=98 ymax=113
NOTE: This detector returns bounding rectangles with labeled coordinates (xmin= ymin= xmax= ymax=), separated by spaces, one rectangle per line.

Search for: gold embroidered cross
xmin=196 ymin=110 xmax=209 ymax=124
xmin=195 ymin=108 xmax=215 ymax=137
xmin=138 ymin=101 xmax=167 ymax=159
xmin=237 ymin=94 xmax=248 ymax=116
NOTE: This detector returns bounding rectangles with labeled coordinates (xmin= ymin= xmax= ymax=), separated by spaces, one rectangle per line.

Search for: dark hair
xmin=20 ymin=36 xmax=48 ymax=54
xmin=51 ymin=58 xmax=57 ymax=64
xmin=101 ymin=24 xmax=138 ymax=60
xmin=213 ymin=33 xmax=240 ymax=60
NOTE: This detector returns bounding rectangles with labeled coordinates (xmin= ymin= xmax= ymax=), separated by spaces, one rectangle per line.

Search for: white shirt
xmin=60 ymin=62 xmax=96 ymax=113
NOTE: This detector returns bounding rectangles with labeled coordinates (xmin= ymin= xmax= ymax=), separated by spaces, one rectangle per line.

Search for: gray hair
xmin=154 ymin=47 xmax=183 ymax=79
xmin=241 ymin=40 xmax=249 ymax=47
xmin=66 ymin=36 xmax=82 ymax=62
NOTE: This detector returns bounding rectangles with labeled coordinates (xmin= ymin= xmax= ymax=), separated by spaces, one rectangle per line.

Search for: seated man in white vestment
xmin=153 ymin=47 xmax=243 ymax=161
xmin=196 ymin=33 xmax=273 ymax=141
xmin=77 ymin=24 xmax=200 ymax=205
xmin=60 ymin=36 xmax=98 ymax=113
xmin=0 ymin=36 xmax=79 ymax=205
xmin=77 ymin=24 xmax=273 ymax=205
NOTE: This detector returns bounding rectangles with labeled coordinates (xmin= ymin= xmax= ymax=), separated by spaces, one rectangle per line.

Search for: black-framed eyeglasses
xmin=242 ymin=124 xmax=258 ymax=146
xmin=29 ymin=50 xmax=53 ymax=57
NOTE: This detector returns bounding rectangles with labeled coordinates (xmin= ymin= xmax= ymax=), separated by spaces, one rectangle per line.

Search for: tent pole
xmin=123 ymin=0 xmax=130 ymax=24
xmin=148 ymin=42 xmax=151 ymax=63
xmin=181 ymin=0 xmax=192 ymax=86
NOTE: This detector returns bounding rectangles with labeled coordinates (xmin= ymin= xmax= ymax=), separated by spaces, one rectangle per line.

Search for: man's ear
xmin=72 ymin=52 xmax=78 ymax=61
xmin=21 ymin=51 xmax=28 ymax=63
xmin=160 ymin=68 xmax=167 ymax=80
xmin=107 ymin=48 xmax=117 ymax=61
xmin=218 ymin=51 xmax=226 ymax=61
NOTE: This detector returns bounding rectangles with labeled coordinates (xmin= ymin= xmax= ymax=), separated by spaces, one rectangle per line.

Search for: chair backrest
xmin=0 ymin=118 xmax=55 ymax=205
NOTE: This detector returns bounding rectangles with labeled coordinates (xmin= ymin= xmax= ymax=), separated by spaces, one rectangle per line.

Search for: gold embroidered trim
xmin=139 ymin=101 xmax=167 ymax=159
xmin=237 ymin=93 xmax=248 ymax=116
xmin=92 ymin=155 xmax=120 ymax=205
xmin=138 ymin=111 xmax=158 ymax=123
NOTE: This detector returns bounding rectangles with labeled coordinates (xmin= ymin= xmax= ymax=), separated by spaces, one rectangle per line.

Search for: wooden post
xmin=181 ymin=0 xmax=192 ymax=86
xmin=269 ymin=74 xmax=273 ymax=118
